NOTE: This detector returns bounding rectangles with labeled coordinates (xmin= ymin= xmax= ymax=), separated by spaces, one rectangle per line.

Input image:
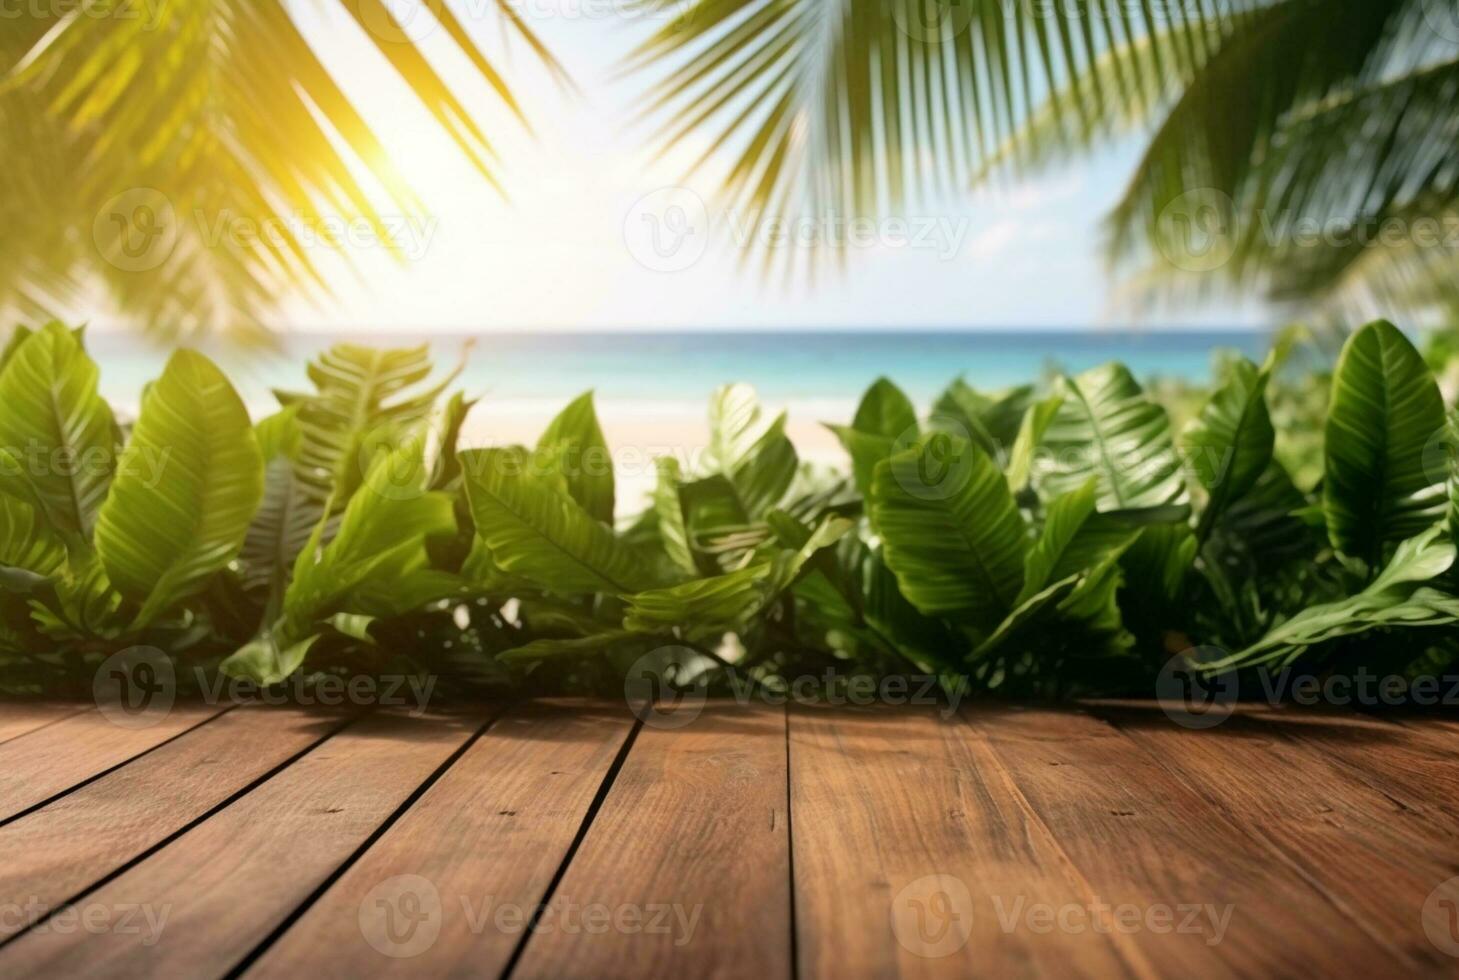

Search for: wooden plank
xmin=0 ymin=711 xmax=485 ymax=978
xmin=244 ymin=701 xmax=636 ymax=979
xmin=789 ymin=705 xmax=1132 ymax=979
xmin=961 ymin=704 xmax=1402 ymax=977
xmin=0 ymin=704 xmax=227 ymax=823
xmin=0 ymin=706 xmax=350 ymax=941
xmin=0 ymin=703 xmax=86 ymax=745
xmin=1088 ymin=703 xmax=1459 ymax=972
xmin=510 ymin=703 xmax=790 ymax=980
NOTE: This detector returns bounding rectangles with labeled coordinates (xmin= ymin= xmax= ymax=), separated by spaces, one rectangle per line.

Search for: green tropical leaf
xmin=1006 ymin=393 xmax=1064 ymax=492
xmin=932 ymin=380 xmax=1033 ymax=456
xmin=853 ymin=378 xmax=918 ymax=439
xmin=729 ymin=413 xmax=798 ymax=518
xmin=1323 ymin=320 xmax=1447 ymax=570
xmin=499 ymin=630 xmax=644 ymax=662
xmin=1183 ymin=355 xmax=1276 ymax=542
xmin=1018 ymin=480 xmax=1164 ymax=604
xmin=623 ymin=515 xmax=849 ymax=639
xmin=0 ymin=322 xmax=116 ymax=537
xmin=293 ymin=343 xmax=459 ymax=507
xmin=0 ymin=495 xmax=64 ymax=579
xmin=94 ymin=350 xmax=264 ymax=628
xmin=463 ymin=448 xmax=658 ymax=596
xmin=871 ymin=433 xmax=1027 ymax=626
xmin=536 ymin=391 xmax=615 ymax=524
xmin=1037 ymin=362 xmax=1187 ymax=511
xmin=220 ymin=634 xmax=319 ymax=687
xmin=654 ymin=457 xmax=698 ymax=575
xmin=282 ymin=441 xmax=458 ymax=641
xmin=1204 ymin=523 xmax=1459 ymax=671
xmin=827 ymin=377 xmax=917 ymax=498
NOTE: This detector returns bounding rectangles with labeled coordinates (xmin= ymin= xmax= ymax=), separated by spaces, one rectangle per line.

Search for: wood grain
xmin=0 ymin=703 xmax=86 ymax=745
xmin=962 ymin=703 xmax=1402 ymax=977
xmin=244 ymin=701 xmax=636 ymax=979
xmin=0 ymin=706 xmax=349 ymax=940
xmin=789 ymin=705 xmax=1131 ymax=979
xmin=1088 ymin=703 xmax=1459 ymax=972
xmin=0 ymin=704 xmax=227 ymax=823
xmin=510 ymin=703 xmax=791 ymax=980
xmin=0 ymin=711 xmax=485 ymax=978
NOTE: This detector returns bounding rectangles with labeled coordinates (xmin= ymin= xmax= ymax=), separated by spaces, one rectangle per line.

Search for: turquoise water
xmin=90 ymin=330 xmax=1266 ymax=414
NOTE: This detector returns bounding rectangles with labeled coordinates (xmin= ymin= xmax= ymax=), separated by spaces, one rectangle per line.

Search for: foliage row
xmin=1 ymin=320 xmax=1456 ymax=699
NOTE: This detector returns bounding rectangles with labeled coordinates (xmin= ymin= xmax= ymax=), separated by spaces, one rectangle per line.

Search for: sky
xmin=276 ymin=0 xmax=1267 ymax=333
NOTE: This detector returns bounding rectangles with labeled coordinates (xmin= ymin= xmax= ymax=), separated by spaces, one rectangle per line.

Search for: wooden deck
xmin=2 ymin=700 xmax=1458 ymax=977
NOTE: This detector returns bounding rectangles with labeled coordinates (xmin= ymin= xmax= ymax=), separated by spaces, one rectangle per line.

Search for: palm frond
xmin=0 ymin=0 xmax=562 ymax=340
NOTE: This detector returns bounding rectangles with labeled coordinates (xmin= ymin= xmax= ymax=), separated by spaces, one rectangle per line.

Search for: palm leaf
xmin=2 ymin=0 xmax=563 ymax=338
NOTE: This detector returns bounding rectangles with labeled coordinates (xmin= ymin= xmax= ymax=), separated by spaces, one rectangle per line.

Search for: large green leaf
xmin=0 ymin=322 xmax=116 ymax=537
xmin=1038 ymin=363 xmax=1186 ymax=511
xmin=0 ymin=495 xmax=64 ymax=579
xmin=1205 ymin=523 xmax=1459 ymax=671
xmin=293 ymin=343 xmax=458 ymax=506
xmin=853 ymin=377 xmax=918 ymax=439
xmin=280 ymin=441 xmax=458 ymax=642
xmin=706 ymin=383 xmax=797 ymax=517
xmin=94 ymin=350 xmax=264 ymax=628
xmin=1323 ymin=320 xmax=1446 ymax=570
xmin=623 ymin=516 xmax=849 ymax=640
xmin=1017 ymin=480 xmax=1165 ymax=604
xmin=653 ymin=457 xmax=698 ymax=575
xmin=1182 ymin=356 xmax=1276 ymax=542
xmin=463 ymin=448 xmax=657 ymax=596
xmin=729 ymin=414 xmax=798 ymax=518
xmin=536 ymin=392 xmax=615 ymax=524
xmin=871 ymin=433 xmax=1027 ymax=626
xmin=826 ymin=377 xmax=917 ymax=498
xmin=1006 ymin=393 xmax=1064 ymax=492
xmin=932 ymin=380 xmax=1032 ymax=456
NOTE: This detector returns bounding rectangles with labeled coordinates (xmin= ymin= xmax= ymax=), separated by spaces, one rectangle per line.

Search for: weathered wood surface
xmin=1 ymin=699 xmax=1456 ymax=978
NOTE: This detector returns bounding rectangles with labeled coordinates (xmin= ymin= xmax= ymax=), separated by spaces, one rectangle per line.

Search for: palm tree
xmin=0 ymin=1 xmax=563 ymax=341
xmin=6 ymin=1 xmax=1457 ymax=336
xmin=626 ymin=0 xmax=1459 ymax=324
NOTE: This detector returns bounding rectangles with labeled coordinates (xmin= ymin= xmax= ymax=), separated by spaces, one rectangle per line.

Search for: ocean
xmin=90 ymin=329 xmax=1266 ymax=418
